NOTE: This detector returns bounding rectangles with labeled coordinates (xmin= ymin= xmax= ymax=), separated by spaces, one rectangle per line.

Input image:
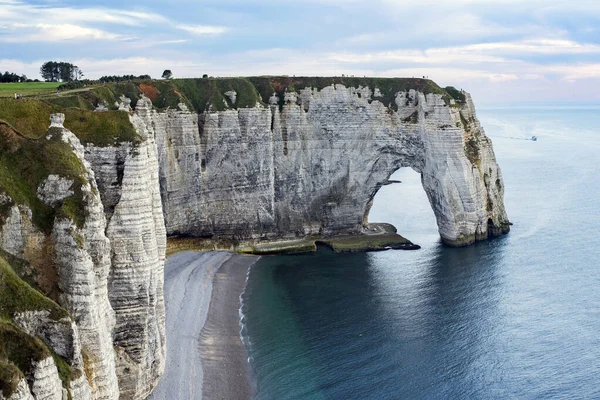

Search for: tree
xmin=202 ymin=74 xmax=208 ymax=79
xmin=161 ymin=69 xmax=173 ymax=79
xmin=0 ymin=71 xmax=22 ymax=83
xmin=73 ymin=66 xmax=84 ymax=80
xmin=40 ymin=61 xmax=79 ymax=82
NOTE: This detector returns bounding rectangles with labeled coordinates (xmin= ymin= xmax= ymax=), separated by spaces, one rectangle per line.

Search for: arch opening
xmin=365 ymin=168 xmax=439 ymax=247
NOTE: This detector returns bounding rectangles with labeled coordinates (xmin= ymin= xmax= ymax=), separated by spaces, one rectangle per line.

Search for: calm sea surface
xmin=240 ymin=106 xmax=600 ymax=399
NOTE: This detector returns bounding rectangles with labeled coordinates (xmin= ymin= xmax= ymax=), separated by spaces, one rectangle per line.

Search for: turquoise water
xmin=241 ymin=106 xmax=600 ymax=399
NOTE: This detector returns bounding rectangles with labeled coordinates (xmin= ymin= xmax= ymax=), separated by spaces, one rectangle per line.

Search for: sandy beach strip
xmin=200 ymin=253 xmax=259 ymax=400
xmin=149 ymin=251 xmax=258 ymax=400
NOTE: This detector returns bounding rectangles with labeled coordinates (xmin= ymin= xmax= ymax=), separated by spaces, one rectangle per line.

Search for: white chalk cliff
xmin=1 ymin=113 xmax=165 ymax=399
xmin=151 ymin=84 xmax=509 ymax=246
xmin=0 ymin=78 xmax=508 ymax=400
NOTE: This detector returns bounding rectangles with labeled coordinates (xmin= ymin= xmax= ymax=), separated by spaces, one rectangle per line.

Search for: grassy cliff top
xmin=0 ymin=77 xmax=464 ymax=141
xmin=43 ymin=76 xmax=464 ymax=114
xmin=2 ymin=77 xmax=464 ymax=127
xmin=0 ymin=98 xmax=138 ymax=145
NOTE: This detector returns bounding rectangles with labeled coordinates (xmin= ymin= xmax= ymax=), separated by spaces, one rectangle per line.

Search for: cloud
xmin=541 ymin=63 xmax=600 ymax=81
xmin=1 ymin=23 xmax=130 ymax=42
xmin=0 ymin=1 xmax=167 ymax=27
xmin=449 ymin=39 xmax=600 ymax=55
xmin=177 ymin=24 xmax=229 ymax=35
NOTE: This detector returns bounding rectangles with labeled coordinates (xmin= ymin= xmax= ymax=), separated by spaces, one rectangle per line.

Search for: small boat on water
xmin=531 ymin=136 xmax=537 ymax=141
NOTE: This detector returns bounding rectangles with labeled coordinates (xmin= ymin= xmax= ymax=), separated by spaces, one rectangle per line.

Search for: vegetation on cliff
xmin=0 ymin=98 xmax=138 ymax=146
xmin=0 ymin=120 xmax=88 ymax=232
xmin=0 ymin=255 xmax=72 ymax=397
xmin=9 ymin=75 xmax=460 ymax=113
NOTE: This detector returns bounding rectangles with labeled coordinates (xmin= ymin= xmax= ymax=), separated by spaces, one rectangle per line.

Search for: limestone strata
xmin=49 ymin=127 xmax=119 ymax=400
xmin=13 ymin=311 xmax=84 ymax=369
xmin=28 ymin=357 xmax=63 ymax=400
xmin=1 ymin=107 xmax=167 ymax=398
xmin=94 ymin=96 xmax=166 ymax=399
xmin=149 ymin=84 xmax=509 ymax=246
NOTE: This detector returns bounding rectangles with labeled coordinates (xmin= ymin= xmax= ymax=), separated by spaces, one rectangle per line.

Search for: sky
xmin=1 ymin=0 xmax=600 ymax=103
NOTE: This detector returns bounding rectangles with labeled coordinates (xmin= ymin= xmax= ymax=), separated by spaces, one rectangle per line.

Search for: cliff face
xmin=152 ymin=84 xmax=509 ymax=246
xmin=0 ymin=77 xmax=508 ymax=399
xmin=88 ymin=99 xmax=166 ymax=399
xmin=0 ymin=111 xmax=165 ymax=399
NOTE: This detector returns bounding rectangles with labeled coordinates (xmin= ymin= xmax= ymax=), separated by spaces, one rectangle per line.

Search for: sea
xmin=240 ymin=104 xmax=600 ymax=400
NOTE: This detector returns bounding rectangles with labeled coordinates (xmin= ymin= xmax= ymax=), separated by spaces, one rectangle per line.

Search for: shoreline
xmin=200 ymin=253 xmax=259 ymax=400
xmin=148 ymin=251 xmax=258 ymax=400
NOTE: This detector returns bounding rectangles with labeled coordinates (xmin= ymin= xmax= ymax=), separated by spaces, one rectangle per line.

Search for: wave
xmin=239 ymin=256 xmax=261 ymax=397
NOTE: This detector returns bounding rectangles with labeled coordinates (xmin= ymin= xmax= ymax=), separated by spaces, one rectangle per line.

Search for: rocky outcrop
xmin=101 ymin=97 xmax=166 ymax=399
xmin=0 ymin=77 xmax=508 ymax=400
xmin=0 ymin=112 xmax=165 ymax=399
xmin=49 ymin=127 xmax=120 ymax=400
xmin=151 ymin=84 xmax=509 ymax=246
xmin=28 ymin=357 xmax=63 ymax=400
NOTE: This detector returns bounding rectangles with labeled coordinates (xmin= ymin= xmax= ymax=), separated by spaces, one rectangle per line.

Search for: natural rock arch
xmin=133 ymin=84 xmax=509 ymax=247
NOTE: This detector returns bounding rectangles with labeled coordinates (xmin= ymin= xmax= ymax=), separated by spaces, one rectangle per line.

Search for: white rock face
xmin=224 ymin=90 xmax=237 ymax=105
xmin=118 ymin=96 xmax=132 ymax=112
xmin=1 ymin=111 xmax=166 ymax=400
xmin=49 ymin=114 xmax=65 ymax=128
xmin=147 ymin=84 xmax=509 ymax=246
xmin=1 ymin=205 xmax=26 ymax=258
xmin=37 ymin=175 xmax=74 ymax=207
xmin=49 ymin=127 xmax=120 ymax=400
xmin=0 ymin=81 xmax=507 ymax=400
xmin=29 ymin=357 xmax=63 ymax=400
xmin=101 ymin=96 xmax=166 ymax=399
xmin=13 ymin=311 xmax=84 ymax=370
xmin=69 ymin=374 xmax=92 ymax=400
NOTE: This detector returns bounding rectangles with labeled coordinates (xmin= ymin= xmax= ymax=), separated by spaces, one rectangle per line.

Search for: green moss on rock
xmin=63 ymin=109 xmax=139 ymax=147
xmin=0 ymin=321 xmax=76 ymax=396
xmin=0 ymin=359 xmax=23 ymax=398
xmin=0 ymin=255 xmax=68 ymax=320
xmin=445 ymin=86 xmax=466 ymax=103
xmin=44 ymin=95 xmax=95 ymax=111
xmin=318 ymin=233 xmax=420 ymax=252
xmin=0 ymin=122 xmax=88 ymax=232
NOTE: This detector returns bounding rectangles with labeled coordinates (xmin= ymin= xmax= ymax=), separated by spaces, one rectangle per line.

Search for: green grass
xmin=0 ymin=98 xmax=139 ymax=145
xmin=0 ymin=82 xmax=62 ymax=98
xmin=0 ymin=122 xmax=89 ymax=232
xmin=62 ymin=109 xmax=139 ymax=146
xmin=0 ymin=99 xmax=55 ymax=138
xmin=445 ymin=86 xmax=466 ymax=103
xmin=0 ymin=359 xmax=23 ymax=397
xmin=44 ymin=95 xmax=95 ymax=111
xmin=0 ymin=244 xmax=75 ymax=398
xmin=3 ymin=77 xmax=460 ymax=114
xmin=0 ymin=255 xmax=68 ymax=320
